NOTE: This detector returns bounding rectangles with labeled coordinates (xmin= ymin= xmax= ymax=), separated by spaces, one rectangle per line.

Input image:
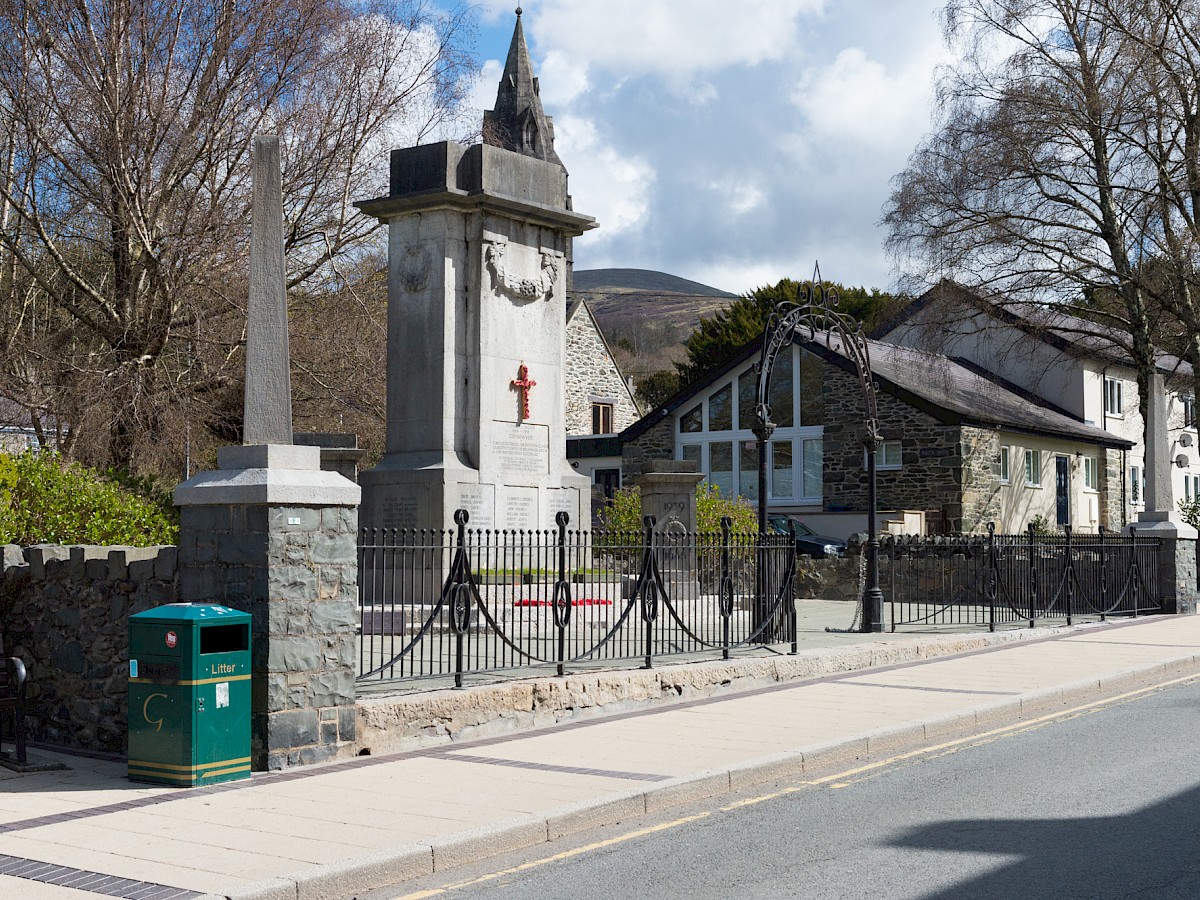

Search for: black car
xmin=768 ymin=516 xmax=847 ymax=558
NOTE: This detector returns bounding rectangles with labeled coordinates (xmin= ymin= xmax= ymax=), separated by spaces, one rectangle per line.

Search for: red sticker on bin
xmin=165 ymin=631 xmax=178 ymax=649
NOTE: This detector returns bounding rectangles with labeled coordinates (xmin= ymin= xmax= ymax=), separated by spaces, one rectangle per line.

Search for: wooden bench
xmin=0 ymin=655 xmax=27 ymax=766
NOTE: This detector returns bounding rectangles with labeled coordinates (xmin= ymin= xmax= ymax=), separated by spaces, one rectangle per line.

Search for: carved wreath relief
xmin=399 ymin=243 xmax=431 ymax=292
xmin=485 ymin=239 xmax=561 ymax=303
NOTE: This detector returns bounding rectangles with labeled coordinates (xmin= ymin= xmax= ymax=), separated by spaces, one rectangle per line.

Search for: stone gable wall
xmin=565 ymin=306 xmax=640 ymax=436
xmin=0 ymin=544 xmax=179 ymax=752
xmin=821 ymin=365 xmax=969 ymax=530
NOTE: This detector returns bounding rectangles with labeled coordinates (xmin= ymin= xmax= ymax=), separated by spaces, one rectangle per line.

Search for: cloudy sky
xmin=457 ymin=1 xmax=949 ymax=295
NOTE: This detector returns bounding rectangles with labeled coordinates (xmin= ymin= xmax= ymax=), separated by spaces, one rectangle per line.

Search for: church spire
xmin=483 ymin=7 xmax=564 ymax=169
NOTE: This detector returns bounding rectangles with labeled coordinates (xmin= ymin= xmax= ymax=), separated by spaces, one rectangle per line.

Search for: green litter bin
xmin=127 ymin=604 xmax=252 ymax=786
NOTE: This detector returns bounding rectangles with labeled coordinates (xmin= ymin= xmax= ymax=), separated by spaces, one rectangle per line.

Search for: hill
xmin=572 ymin=268 xmax=738 ymax=381
xmin=574 ymin=269 xmax=736 ymax=298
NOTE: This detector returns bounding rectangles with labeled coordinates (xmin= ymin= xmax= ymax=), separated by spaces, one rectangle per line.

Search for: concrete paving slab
xmin=5 ymin=616 xmax=1200 ymax=899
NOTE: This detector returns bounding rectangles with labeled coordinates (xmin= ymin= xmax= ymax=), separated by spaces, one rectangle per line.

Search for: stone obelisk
xmin=243 ymin=135 xmax=292 ymax=446
xmin=174 ymin=136 xmax=362 ymax=770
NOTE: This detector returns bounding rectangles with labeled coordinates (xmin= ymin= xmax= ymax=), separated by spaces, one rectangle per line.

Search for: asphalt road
xmin=373 ymin=676 xmax=1200 ymax=900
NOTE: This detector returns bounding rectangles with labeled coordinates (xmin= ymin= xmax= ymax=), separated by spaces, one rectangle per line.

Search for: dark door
xmin=1055 ymin=456 xmax=1070 ymax=526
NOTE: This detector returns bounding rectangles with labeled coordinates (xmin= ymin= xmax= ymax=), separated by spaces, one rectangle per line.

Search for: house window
xmin=1083 ymin=457 xmax=1098 ymax=490
xmin=1024 ymin=449 xmax=1042 ymax=486
xmin=1000 ymin=446 xmax=1010 ymax=484
xmin=710 ymin=442 xmax=734 ymax=497
xmin=1184 ymin=396 xmax=1196 ymax=429
xmin=802 ymin=438 xmax=823 ymax=499
xmin=1104 ymin=378 xmax=1123 ymax=416
xmin=771 ymin=441 xmax=794 ymax=499
xmin=708 ymin=384 xmax=733 ymax=431
xmin=680 ymin=404 xmax=702 ymax=433
xmin=591 ymin=402 xmax=614 ymax=435
xmin=866 ymin=441 xmax=902 ymax=471
xmin=593 ymin=468 xmax=620 ymax=499
xmin=738 ymin=441 xmax=758 ymax=500
xmin=1186 ymin=475 xmax=1200 ymax=503
xmin=1131 ymin=465 xmax=1141 ymax=504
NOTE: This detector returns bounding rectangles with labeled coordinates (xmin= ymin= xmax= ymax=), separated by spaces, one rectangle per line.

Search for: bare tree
xmin=0 ymin=0 xmax=476 ymax=471
xmin=884 ymin=0 xmax=1167 ymax=439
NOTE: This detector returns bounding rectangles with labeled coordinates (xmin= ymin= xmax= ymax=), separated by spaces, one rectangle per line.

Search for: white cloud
xmin=529 ymin=0 xmax=825 ymax=79
xmin=690 ymin=260 xmax=784 ymax=296
xmin=466 ymin=58 xmax=504 ymax=123
xmin=452 ymin=0 xmax=947 ymax=293
xmin=538 ymin=50 xmax=589 ymax=106
xmin=709 ymin=179 xmax=766 ymax=217
xmin=792 ymin=43 xmax=948 ymax=154
xmin=555 ymin=114 xmax=656 ymax=240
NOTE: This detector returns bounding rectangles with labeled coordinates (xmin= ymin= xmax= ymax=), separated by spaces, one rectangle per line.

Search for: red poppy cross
xmin=511 ymin=364 xmax=536 ymax=421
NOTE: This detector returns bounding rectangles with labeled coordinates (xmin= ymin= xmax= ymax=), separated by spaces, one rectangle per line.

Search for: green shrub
xmin=1027 ymin=514 xmax=1056 ymax=535
xmin=0 ymin=451 xmax=179 ymax=546
xmin=1180 ymin=498 xmax=1200 ymax=529
xmin=598 ymin=481 xmax=757 ymax=534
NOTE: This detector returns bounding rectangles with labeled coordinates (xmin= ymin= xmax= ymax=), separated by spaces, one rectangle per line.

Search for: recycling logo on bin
xmin=164 ymin=630 xmax=178 ymax=649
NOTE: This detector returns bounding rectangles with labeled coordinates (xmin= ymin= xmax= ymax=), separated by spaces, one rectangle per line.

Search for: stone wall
xmin=621 ymin=414 xmax=675 ymax=480
xmin=961 ymin=426 xmax=1002 ymax=533
xmin=565 ymin=303 xmax=640 ymax=436
xmin=177 ymin=504 xmax=358 ymax=769
xmin=822 ymin=365 xmax=968 ymax=529
xmin=0 ymin=544 xmax=178 ymax=753
xmin=1100 ymin=447 xmax=1125 ymax=529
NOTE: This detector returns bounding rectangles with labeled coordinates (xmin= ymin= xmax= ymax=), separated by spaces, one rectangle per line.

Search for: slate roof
xmin=876 ymin=280 xmax=1193 ymax=379
xmin=620 ymin=330 xmax=1133 ymax=450
xmin=842 ymin=339 xmax=1133 ymax=449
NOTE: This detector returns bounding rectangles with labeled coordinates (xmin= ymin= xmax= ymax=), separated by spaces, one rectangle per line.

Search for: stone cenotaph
xmin=356 ymin=9 xmax=594 ymax=531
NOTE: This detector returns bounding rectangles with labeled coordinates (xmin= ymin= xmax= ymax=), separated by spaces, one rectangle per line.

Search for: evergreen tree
xmin=674 ymin=279 xmax=904 ymax=387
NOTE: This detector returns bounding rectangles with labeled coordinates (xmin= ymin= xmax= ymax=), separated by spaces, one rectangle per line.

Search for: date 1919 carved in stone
xmin=485 ymin=240 xmax=560 ymax=302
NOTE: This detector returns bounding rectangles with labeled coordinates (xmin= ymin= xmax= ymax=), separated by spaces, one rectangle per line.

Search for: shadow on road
xmin=891 ymin=782 xmax=1200 ymax=897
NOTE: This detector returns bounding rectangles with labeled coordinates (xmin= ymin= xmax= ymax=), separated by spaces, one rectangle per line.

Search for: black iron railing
xmin=883 ymin=525 xmax=1163 ymax=631
xmin=357 ymin=513 xmax=799 ymax=686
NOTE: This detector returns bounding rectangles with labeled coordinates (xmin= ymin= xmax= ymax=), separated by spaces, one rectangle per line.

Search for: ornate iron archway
xmin=752 ymin=264 xmax=884 ymax=632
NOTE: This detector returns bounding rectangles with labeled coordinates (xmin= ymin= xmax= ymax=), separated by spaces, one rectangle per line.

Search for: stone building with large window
xmin=618 ymin=334 xmax=1132 ymax=537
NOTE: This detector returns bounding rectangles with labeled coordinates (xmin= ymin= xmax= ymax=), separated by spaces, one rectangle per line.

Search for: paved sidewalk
xmin=4 ymin=615 xmax=1200 ymax=900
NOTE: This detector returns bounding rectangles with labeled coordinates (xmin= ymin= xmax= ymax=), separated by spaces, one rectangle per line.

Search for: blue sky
xmin=451 ymin=1 xmax=947 ymax=295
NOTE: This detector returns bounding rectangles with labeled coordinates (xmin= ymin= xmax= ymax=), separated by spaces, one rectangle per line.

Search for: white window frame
xmin=1104 ymin=377 xmax=1124 ymax=417
xmin=1083 ymin=456 xmax=1098 ymax=491
xmin=674 ymin=347 xmax=823 ymax=504
xmin=999 ymin=446 xmax=1010 ymax=484
xmin=1024 ymin=449 xmax=1042 ymax=487
xmin=1184 ymin=396 xmax=1196 ymax=430
xmin=1130 ymin=465 xmax=1142 ymax=504
xmin=865 ymin=440 xmax=902 ymax=471
xmin=1187 ymin=475 xmax=1200 ymax=503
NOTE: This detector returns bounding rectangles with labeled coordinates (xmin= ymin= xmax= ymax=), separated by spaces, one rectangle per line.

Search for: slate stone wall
xmin=177 ymin=504 xmax=358 ymax=770
xmin=822 ymin=366 xmax=968 ymax=530
xmin=1101 ymin=448 xmax=1125 ymax=529
xmin=622 ymin=415 xmax=676 ymax=480
xmin=0 ymin=544 xmax=178 ymax=753
xmin=564 ymin=306 xmax=640 ymax=436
